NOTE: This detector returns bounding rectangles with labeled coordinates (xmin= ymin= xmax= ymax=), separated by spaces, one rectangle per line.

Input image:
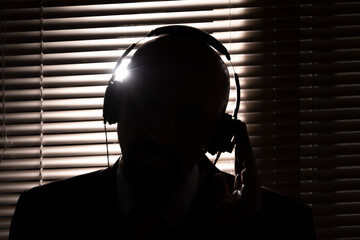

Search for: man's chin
xmin=134 ymin=152 xmax=177 ymax=171
xmin=122 ymin=155 xmax=181 ymax=193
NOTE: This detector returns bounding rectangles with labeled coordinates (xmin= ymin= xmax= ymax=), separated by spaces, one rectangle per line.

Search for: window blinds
xmin=1 ymin=0 xmax=360 ymax=239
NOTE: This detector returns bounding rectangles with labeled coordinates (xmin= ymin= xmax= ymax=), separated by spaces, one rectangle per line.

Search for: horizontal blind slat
xmin=4 ymin=132 xmax=118 ymax=147
xmin=1 ymin=143 xmax=120 ymax=159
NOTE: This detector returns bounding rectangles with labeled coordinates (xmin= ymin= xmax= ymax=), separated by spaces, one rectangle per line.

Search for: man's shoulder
xmin=22 ymin=165 xmax=115 ymax=203
xmin=219 ymin=171 xmax=316 ymax=239
xmin=10 ymin=164 xmax=119 ymax=240
xmin=219 ymin=170 xmax=312 ymax=216
xmin=202 ymin=156 xmax=310 ymax=212
xmin=259 ymin=186 xmax=311 ymax=213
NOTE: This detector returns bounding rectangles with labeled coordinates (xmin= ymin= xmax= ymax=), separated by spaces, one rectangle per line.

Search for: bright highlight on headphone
xmin=114 ymin=58 xmax=131 ymax=82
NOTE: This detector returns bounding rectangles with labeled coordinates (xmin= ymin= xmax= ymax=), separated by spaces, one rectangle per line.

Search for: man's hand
xmin=213 ymin=120 xmax=261 ymax=225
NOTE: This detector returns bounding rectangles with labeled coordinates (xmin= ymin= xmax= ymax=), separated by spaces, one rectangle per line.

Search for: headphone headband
xmin=147 ymin=25 xmax=231 ymax=61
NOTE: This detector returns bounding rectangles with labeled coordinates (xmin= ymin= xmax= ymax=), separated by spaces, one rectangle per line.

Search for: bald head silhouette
xmin=117 ymin=34 xmax=230 ymax=197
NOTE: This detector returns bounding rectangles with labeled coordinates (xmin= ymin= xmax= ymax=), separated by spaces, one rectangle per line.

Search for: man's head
xmin=116 ymin=34 xmax=230 ymax=196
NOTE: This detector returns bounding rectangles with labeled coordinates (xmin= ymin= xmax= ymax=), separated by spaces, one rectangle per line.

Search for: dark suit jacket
xmin=9 ymin=157 xmax=316 ymax=240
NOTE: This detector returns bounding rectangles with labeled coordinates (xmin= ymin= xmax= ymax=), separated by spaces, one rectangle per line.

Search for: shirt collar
xmin=115 ymin=159 xmax=199 ymax=230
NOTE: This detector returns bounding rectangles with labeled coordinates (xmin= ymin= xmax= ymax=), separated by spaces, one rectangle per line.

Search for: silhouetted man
xmin=9 ymin=26 xmax=316 ymax=240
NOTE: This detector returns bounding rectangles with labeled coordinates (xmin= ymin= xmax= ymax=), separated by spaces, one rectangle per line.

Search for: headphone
xmin=103 ymin=25 xmax=240 ymax=165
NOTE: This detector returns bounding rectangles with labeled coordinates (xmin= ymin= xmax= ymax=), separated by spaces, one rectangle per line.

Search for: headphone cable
xmin=104 ymin=123 xmax=110 ymax=167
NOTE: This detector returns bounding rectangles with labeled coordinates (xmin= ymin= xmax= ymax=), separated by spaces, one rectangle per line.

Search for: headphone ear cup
xmin=103 ymin=82 xmax=122 ymax=124
xmin=207 ymin=113 xmax=236 ymax=155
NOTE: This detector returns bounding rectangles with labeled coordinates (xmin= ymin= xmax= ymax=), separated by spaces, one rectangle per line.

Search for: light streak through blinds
xmin=0 ymin=1 xmax=241 ymax=239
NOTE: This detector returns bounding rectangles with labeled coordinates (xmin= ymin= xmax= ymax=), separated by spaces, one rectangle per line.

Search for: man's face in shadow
xmin=117 ymin=35 xmax=230 ymax=196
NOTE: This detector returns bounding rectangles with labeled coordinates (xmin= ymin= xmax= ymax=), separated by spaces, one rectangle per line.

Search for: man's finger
xmin=234 ymin=121 xmax=255 ymax=172
xmin=234 ymin=121 xmax=257 ymax=191
xmin=233 ymin=121 xmax=261 ymax=213
xmin=213 ymin=173 xmax=231 ymax=201
xmin=234 ymin=173 xmax=243 ymax=190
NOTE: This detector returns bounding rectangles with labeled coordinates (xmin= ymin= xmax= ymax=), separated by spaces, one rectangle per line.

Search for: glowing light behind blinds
xmin=0 ymin=1 xmax=240 ymax=239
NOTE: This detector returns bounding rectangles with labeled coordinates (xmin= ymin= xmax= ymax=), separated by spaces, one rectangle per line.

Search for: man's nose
xmin=147 ymin=112 xmax=177 ymax=146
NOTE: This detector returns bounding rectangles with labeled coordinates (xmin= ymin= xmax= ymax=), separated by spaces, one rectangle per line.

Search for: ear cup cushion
xmin=207 ymin=113 xmax=236 ymax=155
xmin=103 ymin=82 xmax=122 ymax=124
